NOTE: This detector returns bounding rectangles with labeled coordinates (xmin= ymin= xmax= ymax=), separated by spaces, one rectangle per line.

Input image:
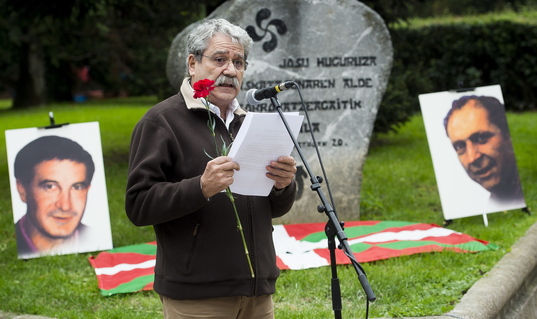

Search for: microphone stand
xmin=270 ymin=96 xmax=376 ymax=319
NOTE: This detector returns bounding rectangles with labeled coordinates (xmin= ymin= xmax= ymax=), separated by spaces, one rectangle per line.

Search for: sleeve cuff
xmin=272 ymin=186 xmax=287 ymax=196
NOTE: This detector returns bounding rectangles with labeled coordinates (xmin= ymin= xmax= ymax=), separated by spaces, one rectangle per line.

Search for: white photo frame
xmin=5 ymin=122 xmax=113 ymax=259
xmin=419 ymin=85 xmax=526 ymax=224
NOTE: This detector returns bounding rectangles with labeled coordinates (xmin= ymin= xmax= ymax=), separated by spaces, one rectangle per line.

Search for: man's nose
xmin=222 ymin=60 xmax=237 ymax=75
xmin=56 ymin=191 xmax=72 ymax=211
xmin=465 ymin=142 xmax=482 ymax=164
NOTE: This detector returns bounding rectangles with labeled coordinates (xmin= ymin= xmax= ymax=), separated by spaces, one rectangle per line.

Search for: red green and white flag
xmin=273 ymin=221 xmax=498 ymax=270
xmin=88 ymin=242 xmax=156 ymax=296
xmin=88 ymin=221 xmax=497 ymax=296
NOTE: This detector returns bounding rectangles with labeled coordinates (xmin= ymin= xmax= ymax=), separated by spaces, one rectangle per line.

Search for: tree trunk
xmin=12 ymin=38 xmax=47 ymax=108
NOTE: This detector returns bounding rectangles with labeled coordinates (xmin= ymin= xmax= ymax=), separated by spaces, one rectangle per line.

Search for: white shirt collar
xmin=208 ymin=99 xmax=240 ymax=129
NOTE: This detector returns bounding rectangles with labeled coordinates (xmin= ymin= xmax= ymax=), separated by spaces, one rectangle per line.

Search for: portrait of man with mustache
xmin=126 ymin=19 xmax=298 ymax=318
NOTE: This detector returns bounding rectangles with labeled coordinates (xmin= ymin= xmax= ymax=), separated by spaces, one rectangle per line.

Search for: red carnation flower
xmin=193 ymin=79 xmax=215 ymax=99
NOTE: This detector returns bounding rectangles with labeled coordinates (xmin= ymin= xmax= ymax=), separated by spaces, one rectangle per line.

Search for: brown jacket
xmin=125 ymin=79 xmax=296 ymax=300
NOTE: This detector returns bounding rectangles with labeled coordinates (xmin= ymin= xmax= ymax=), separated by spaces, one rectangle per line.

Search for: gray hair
xmin=184 ymin=18 xmax=253 ymax=77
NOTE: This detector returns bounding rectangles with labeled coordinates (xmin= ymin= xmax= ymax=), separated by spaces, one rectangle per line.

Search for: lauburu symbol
xmin=246 ymin=8 xmax=287 ymax=53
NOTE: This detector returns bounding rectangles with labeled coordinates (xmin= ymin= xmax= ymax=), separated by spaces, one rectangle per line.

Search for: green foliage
xmin=409 ymin=0 xmax=535 ymax=16
xmin=373 ymin=58 xmax=433 ymax=134
xmin=360 ymin=0 xmax=428 ymax=25
xmin=374 ymin=8 xmax=537 ymax=133
xmin=0 ymin=0 xmax=211 ymax=106
xmin=402 ymin=20 xmax=537 ymax=110
xmin=0 ymin=98 xmax=535 ymax=318
xmin=3 ymin=0 xmax=536 ymax=132
xmin=361 ymin=0 xmax=536 ymax=22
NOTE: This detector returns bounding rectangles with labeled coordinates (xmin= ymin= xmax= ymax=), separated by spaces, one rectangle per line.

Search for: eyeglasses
xmin=199 ymin=54 xmax=248 ymax=71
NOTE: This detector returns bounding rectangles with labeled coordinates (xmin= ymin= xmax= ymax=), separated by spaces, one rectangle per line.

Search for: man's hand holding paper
xmin=228 ymin=112 xmax=303 ymax=196
xmin=266 ymin=156 xmax=298 ymax=190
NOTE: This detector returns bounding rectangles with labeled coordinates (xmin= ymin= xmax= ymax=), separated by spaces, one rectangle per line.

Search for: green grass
xmin=0 ymin=98 xmax=535 ymax=318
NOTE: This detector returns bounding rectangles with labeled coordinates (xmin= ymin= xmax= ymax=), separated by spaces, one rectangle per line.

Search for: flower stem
xmin=196 ymin=81 xmax=254 ymax=278
xmin=226 ymin=187 xmax=255 ymax=278
xmin=205 ymin=108 xmax=219 ymax=156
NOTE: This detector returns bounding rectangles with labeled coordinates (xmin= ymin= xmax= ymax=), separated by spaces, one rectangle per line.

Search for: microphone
xmin=246 ymin=81 xmax=294 ymax=105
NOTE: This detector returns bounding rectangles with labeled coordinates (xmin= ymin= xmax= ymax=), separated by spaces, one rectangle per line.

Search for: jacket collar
xmin=181 ymin=78 xmax=247 ymax=116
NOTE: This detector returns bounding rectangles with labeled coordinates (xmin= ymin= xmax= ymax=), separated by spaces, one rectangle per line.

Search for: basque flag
xmin=89 ymin=221 xmax=497 ymax=296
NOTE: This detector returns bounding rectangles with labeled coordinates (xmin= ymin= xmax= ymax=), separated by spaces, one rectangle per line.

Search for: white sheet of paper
xmin=228 ymin=112 xmax=303 ymax=196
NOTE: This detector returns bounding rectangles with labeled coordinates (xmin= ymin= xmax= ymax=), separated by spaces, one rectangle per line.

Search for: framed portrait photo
xmin=419 ymin=85 xmax=526 ymax=222
xmin=5 ymin=122 xmax=113 ymax=259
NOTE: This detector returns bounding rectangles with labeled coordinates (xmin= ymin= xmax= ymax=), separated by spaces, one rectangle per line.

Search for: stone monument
xmin=167 ymin=0 xmax=393 ymax=223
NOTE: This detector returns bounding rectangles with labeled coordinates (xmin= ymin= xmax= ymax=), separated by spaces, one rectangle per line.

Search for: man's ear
xmin=187 ymin=54 xmax=197 ymax=77
xmin=16 ymin=180 xmax=27 ymax=203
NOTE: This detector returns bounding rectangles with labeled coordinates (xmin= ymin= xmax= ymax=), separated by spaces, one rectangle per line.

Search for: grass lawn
xmin=0 ymin=98 xmax=535 ymax=318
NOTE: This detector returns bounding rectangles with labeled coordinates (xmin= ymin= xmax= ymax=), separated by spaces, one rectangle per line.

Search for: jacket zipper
xmin=186 ymin=223 xmax=201 ymax=271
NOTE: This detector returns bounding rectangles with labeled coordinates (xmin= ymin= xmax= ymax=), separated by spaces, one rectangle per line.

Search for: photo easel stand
xmin=39 ymin=112 xmax=69 ymax=130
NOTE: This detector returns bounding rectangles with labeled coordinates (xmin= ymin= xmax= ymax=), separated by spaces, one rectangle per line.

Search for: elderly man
xmin=126 ymin=19 xmax=297 ymax=319
xmin=444 ymin=95 xmax=524 ymax=205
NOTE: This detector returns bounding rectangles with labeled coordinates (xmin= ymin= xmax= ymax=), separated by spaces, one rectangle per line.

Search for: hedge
xmin=375 ymin=17 xmax=537 ymax=133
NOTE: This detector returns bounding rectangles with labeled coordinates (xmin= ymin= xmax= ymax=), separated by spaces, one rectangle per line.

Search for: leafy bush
xmin=375 ymin=12 xmax=537 ymax=133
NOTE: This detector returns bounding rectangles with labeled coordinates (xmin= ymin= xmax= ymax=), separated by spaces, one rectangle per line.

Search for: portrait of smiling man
xmin=13 ymin=135 xmax=97 ymax=258
xmin=444 ymin=95 xmax=525 ymax=206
